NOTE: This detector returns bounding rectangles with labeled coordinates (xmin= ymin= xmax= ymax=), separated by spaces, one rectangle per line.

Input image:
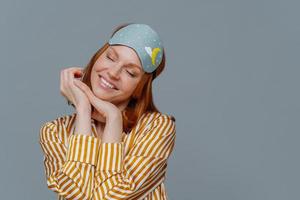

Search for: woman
xmin=39 ymin=23 xmax=176 ymax=200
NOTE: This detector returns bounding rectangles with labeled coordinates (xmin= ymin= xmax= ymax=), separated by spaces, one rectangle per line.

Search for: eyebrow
xmin=109 ymin=47 xmax=142 ymax=72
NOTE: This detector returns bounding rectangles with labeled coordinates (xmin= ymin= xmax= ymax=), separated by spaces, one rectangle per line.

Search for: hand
xmin=74 ymin=79 xmax=123 ymax=142
xmin=73 ymin=79 xmax=122 ymax=121
xmin=60 ymin=67 xmax=91 ymax=112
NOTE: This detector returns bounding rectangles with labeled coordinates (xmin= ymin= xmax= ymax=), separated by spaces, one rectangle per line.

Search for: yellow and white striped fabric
xmin=39 ymin=111 xmax=176 ymax=200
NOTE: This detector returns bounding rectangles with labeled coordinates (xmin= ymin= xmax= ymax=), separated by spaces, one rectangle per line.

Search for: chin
xmin=93 ymin=89 xmax=113 ymax=100
xmin=92 ymin=89 xmax=120 ymax=104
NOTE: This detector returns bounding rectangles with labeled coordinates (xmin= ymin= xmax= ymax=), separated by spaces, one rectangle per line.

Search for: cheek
xmin=123 ymin=80 xmax=139 ymax=93
xmin=93 ymin=56 xmax=109 ymax=69
xmin=93 ymin=61 xmax=103 ymax=70
xmin=90 ymin=73 xmax=98 ymax=92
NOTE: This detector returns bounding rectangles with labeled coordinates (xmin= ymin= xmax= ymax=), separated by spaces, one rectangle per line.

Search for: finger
xmin=63 ymin=68 xmax=77 ymax=102
xmin=63 ymin=68 xmax=72 ymax=91
xmin=74 ymin=80 xmax=99 ymax=104
xmin=67 ymin=67 xmax=82 ymax=86
xmin=62 ymin=68 xmax=69 ymax=94
xmin=62 ymin=67 xmax=82 ymax=81
xmin=67 ymin=67 xmax=84 ymax=78
xmin=61 ymin=69 xmax=73 ymax=103
xmin=74 ymin=79 xmax=91 ymax=95
xmin=74 ymin=80 xmax=108 ymax=117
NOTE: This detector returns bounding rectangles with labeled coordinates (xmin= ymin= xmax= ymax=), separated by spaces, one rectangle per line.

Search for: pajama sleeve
xmin=39 ymin=118 xmax=101 ymax=200
xmin=93 ymin=114 xmax=176 ymax=200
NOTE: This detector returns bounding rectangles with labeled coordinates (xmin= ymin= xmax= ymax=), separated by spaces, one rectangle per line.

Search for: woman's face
xmin=90 ymin=45 xmax=145 ymax=107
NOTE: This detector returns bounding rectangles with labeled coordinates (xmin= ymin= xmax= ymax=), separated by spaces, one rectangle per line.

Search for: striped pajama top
xmin=39 ymin=111 xmax=176 ymax=200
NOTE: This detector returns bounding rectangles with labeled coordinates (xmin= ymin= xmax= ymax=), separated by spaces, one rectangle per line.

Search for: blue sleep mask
xmin=108 ymin=23 xmax=164 ymax=73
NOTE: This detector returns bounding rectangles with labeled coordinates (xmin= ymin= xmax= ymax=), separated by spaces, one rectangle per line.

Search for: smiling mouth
xmin=98 ymin=75 xmax=119 ymax=90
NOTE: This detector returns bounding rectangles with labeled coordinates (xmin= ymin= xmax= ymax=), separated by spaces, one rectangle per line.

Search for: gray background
xmin=1 ymin=0 xmax=299 ymax=199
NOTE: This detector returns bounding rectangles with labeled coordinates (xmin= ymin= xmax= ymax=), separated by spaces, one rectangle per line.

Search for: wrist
xmin=75 ymin=110 xmax=92 ymax=136
xmin=107 ymin=110 xmax=122 ymax=121
xmin=76 ymin=106 xmax=91 ymax=116
xmin=103 ymin=114 xmax=123 ymax=141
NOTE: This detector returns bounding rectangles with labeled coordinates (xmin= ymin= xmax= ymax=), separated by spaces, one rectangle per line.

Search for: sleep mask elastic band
xmin=108 ymin=23 xmax=164 ymax=73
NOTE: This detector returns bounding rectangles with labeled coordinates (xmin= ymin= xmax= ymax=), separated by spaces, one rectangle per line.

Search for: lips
xmin=98 ymin=75 xmax=118 ymax=90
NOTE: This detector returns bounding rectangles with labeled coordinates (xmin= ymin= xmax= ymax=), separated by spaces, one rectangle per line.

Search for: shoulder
xmin=139 ymin=111 xmax=176 ymax=136
xmin=141 ymin=111 xmax=176 ymax=123
xmin=39 ymin=112 xmax=76 ymax=143
xmin=148 ymin=111 xmax=176 ymax=124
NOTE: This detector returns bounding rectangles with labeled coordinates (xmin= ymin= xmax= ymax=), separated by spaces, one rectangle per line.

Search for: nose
xmin=107 ymin=63 xmax=122 ymax=79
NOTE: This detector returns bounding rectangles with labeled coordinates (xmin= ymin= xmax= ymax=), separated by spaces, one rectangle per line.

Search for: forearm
xmin=75 ymin=108 xmax=92 ymax=136
xmin=102 ymin=113 xmax=123 ymax=143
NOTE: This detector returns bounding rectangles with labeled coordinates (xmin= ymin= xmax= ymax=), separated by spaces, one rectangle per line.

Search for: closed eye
xmin=126 ymin=70 xmax=135 ymax=77
xmin=107 ymin=54 xmax=136 ymax=77
xmin=106 ymin=55 xmax=114 ymax=61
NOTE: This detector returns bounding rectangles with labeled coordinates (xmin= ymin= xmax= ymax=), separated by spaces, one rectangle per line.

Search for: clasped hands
xmin=60 ymin=67 xmax=123 ymax=142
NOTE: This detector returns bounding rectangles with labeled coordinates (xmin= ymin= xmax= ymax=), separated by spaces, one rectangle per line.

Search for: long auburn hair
xmin=68 ymin=22 xmax=173 ymax=133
